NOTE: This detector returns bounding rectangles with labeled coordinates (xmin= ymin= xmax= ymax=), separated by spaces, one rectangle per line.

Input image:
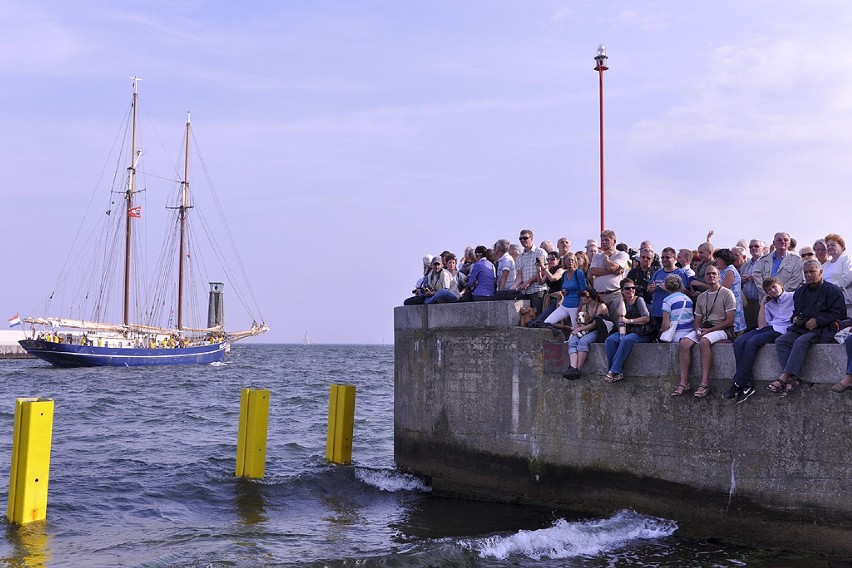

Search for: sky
xmin=2 ymin=1 xmax=852 ymax=344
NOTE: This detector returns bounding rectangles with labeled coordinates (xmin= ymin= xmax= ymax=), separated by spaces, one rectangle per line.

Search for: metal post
xmin=594 ymin=44 xmax=609 ymax=234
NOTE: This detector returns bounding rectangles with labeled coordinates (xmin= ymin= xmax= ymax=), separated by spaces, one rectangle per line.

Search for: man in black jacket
xmin=769 ymin=258 xmax=846 ymax=396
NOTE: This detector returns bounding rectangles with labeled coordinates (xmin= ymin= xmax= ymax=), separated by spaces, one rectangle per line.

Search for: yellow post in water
xmin=7 ymin=398 xmax=54 ymax=524
xmin=235 ymin=388 xmax=270 ymax=479
xmin=326 ymin=384 xmax=356 ymax=464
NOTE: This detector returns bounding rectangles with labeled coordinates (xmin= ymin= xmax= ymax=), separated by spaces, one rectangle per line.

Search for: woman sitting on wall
xmin=562 ymin=287 xmax=609 ymax=379
xmin=468 ymin=245 xmax=497 ymax=301
xmin=659 ymin=275 xmax=694 ymax=343
xmin=602 ymin=278 xmax=654 ymax=383
xmin=530 ymin=252 xmax=587 ymax=333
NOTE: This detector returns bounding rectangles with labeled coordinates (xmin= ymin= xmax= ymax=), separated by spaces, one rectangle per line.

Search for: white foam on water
xmin=465 ymin=509 xmax=677 ymax=560
xmin=355 ymin=467 xmax=432 ymax=493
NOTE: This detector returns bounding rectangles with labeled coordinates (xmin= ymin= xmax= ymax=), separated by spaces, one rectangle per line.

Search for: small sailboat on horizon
xmin=20 ymin=77 xmax=268 ymax=367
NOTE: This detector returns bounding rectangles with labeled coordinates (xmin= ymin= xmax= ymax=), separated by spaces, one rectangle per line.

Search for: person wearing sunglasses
xmin=602 ymin=279 xmax=654 ymax=383
xmin=511 ymin=229 xmax=548 ymax=313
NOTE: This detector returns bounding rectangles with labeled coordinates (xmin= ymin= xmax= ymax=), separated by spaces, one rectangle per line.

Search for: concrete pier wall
xmin=394 ymin=300 xmax=852 ymax=554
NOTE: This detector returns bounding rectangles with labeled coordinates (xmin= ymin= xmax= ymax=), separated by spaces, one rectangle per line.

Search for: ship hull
xmin=19 ymin=339 xmax=226 ymax=367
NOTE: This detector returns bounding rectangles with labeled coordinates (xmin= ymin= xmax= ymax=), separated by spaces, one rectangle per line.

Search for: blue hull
xmin=19 ymin=339 xmax=226 ymax=367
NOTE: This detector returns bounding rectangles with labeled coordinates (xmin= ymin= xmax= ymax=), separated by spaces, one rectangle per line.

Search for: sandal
xmin=671 ymin=384 xmax=691 ymax=397
xmin=604 ymin=372 xmax=624 ymax=383
xmin=781 ymin=379 xmax=799 ymax=398
xmin=694 ymin=384 xmax=710 ymax=398
xmin=767 ymin=378 xmax=787 ymax=393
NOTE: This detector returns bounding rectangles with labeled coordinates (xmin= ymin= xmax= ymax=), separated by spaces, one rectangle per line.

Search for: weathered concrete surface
xmin=394 ymin=301 xmax=852 ymax=555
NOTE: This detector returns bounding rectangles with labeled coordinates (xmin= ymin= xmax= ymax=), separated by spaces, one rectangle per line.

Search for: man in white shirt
xmin=588 ymin=229 xmax=629 ymax=323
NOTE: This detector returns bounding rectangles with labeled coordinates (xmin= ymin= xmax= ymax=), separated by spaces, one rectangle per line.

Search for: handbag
xmin=659 ymin=322 xmax=678 ymax=343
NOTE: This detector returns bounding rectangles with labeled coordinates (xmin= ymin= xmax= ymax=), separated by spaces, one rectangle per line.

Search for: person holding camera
xmin=673 ymin=265 xmax=735 ymax=398
xmin=768 ymin=259 xmax=846 ymax=397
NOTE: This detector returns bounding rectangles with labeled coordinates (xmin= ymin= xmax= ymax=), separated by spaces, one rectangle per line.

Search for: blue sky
xmin=2 ymin=1 xmax=852 ymax=344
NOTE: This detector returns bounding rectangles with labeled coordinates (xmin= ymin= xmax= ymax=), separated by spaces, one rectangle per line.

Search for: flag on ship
xmin=8 ymin=313 xmax=21 ymax=327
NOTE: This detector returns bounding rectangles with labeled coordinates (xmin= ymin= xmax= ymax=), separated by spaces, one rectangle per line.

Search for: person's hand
xmin=647 ymin=280 xmax=657 ymax=292
xmin=706 ymin=229 xmax=714 ymax=242
xmin=806 ymin=317 xmax=818 ymax=330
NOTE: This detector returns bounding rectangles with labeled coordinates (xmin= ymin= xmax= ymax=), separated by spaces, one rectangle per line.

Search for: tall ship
xmin=19 ymin=78 xmax=268 ymax=367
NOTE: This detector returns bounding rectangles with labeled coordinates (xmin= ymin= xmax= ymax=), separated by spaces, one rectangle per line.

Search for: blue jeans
xmin=775 ymin=328 xmax=818 ymax=377
xmin=845 ymin=335 xmax=852 ymax=374
xmin=568 ymin=332 xmax=597 ymax=354
xmin=732 ymin=326 xmax=780 ymax=387
xmin=425 ymin=289 xmax=459 ymax=304
xmin=605 ymin=332 xmax=650 ymax=374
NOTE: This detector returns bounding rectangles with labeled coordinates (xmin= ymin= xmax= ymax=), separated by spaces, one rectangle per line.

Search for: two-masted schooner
xmin=19 ymin=78 xmax=268 ymax=366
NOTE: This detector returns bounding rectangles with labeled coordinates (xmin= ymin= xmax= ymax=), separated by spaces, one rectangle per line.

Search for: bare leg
xmin=576 ymin=351 xmax=588 ymax=370
xmin=699 ymin=337 xmax=713 ymax=387
xmin=678 ymin=338 xmax=692 ymax=389
xmin=569 ymin=352 xmax=578 ymax=369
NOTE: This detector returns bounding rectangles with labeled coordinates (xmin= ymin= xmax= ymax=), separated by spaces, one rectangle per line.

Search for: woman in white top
xmin=822 ymin=233 xmax=852 ymax=317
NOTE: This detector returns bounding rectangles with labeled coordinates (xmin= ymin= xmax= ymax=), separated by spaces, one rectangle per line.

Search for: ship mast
xmin=124 ymin=76 xmax=141 ymax=326
xmin=177 ymin=112 xmax=190 ymax=330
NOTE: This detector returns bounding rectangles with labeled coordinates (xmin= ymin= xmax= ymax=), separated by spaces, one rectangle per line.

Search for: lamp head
xmin=594 ymin=44 xmax=609 ymax=71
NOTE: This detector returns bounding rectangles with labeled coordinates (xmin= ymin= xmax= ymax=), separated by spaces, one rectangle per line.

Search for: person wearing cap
xmin=588 ymin=229 xmax=629 ymax=324
xmin=403 ymin=256 xmax=456 ymax=305
xmin=424 ymin=256 xmax=462 ymax=304
xmin=585 ymin=239 xmax=598 ymax=257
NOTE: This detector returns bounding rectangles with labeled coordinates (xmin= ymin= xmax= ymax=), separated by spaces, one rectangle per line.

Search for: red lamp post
xmin=594 ymin=44 xmax=608 ymax=233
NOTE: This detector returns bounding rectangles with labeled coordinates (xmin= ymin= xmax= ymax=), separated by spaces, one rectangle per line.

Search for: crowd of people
xmin=403 ymin=229 xmax=852 ymax=402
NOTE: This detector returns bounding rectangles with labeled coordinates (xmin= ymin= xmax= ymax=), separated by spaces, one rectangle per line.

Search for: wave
xmin=464 ymin=509 xmax=677 ymax=560
xmin=355 ymin=466 xmax=432 ymax=493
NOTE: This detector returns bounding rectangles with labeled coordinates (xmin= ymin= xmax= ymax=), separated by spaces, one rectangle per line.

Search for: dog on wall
xmin=518 ymin=307 xmax=538 ymax=327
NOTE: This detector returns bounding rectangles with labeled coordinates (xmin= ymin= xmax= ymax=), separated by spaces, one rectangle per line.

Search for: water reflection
xmin=4 ymin=522 xmax=51 ymax=567
xmin=234 ymin=478 xmax=267 ymax=525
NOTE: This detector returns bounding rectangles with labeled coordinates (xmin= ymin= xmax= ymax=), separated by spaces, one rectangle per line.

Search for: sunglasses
xmin=622 ymin=286 xmax=636 ymax=291
xmin=519 ymin=236 xmax=530 ymax=241
xmin=802 ymin=252 xmax=815 ymax=257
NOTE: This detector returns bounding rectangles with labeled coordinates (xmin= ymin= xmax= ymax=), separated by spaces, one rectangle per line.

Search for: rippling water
xmin=0 ymin=345 xmax=816 ymax=566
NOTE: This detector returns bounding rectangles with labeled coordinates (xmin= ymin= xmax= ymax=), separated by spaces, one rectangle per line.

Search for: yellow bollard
xmin=7 ymin=398 xmax=54 ymax=524
xmin=326 ymin=384 xmax=356 ymax=464
xmin=235 ymin=388 xmax=269 ymax=479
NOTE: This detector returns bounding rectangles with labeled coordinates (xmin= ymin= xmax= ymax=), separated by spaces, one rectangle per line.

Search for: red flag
xmin=128 ymin=206 xmax=142 ymax=218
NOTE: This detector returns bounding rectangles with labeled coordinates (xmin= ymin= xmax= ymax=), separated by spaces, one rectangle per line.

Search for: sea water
xmin=0 ymin=345 xmax=819 ymax=566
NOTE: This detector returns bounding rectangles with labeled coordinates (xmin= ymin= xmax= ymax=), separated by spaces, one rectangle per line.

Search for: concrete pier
xmin=394 ymin=300 xmax=852 ymax=554
xmin=0 ymin=330 xmax=30 ymax=359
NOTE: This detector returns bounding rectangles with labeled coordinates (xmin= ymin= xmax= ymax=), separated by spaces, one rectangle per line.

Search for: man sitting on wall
xmin=674 ymin=265 xmax=735 ymax=398
xmin=768 ymin=259 xmax=845 ymax=397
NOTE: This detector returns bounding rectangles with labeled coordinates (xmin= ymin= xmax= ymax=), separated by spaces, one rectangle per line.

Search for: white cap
xmin=422 ymin=255 xmax=434 ymax=266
